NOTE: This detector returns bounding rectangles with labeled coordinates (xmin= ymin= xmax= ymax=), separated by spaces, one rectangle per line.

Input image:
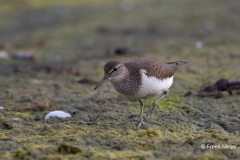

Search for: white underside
xmin=137 ymin=69 xmax=173 ymax=99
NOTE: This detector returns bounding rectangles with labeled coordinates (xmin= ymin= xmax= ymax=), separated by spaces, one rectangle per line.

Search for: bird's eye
xmin=113 ymin=67 xmax=118 ymax=71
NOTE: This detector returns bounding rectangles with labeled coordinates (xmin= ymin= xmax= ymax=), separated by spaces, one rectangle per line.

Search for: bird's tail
xmin=167 ymin=60 xmax=187 ymax=65
xmin=166 ymin=60 xmax=188 ymax=71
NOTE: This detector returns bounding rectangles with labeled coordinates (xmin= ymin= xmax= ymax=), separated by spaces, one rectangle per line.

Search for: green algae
xmin=57 ymin=143 xmax=83 ymax=154
xmin=144 ymin=96 xmax=191 ymax=110
xmin=11 ymin=111 xmax=32 ymax=118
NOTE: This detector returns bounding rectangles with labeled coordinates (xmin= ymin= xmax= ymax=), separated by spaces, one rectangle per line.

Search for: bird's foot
xmin=137 ymin=119 xmax=146 ymax=127
xmin=144 ymin=116 xmax=149 ymax=121
xmin=145 ymin=107 xmax=155 ymax=121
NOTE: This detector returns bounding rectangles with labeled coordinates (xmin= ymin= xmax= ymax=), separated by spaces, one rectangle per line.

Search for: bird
xmin=94 ymin=58 xmax=187 ymax=127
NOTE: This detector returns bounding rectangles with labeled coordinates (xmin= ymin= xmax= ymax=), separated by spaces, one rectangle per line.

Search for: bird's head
xmin=94 ymin=60 xmax=127 ymax=90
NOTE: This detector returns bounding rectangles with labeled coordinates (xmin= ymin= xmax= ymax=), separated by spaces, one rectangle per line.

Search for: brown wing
xmin=124 ymin=58 xmax=187 ymax=80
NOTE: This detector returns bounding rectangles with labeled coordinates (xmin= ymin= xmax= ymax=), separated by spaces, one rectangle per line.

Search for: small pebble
xmin=0 ymin=50 xmax=10 ymax=59
xmin=54 ymin=55 xmax=62 ymax=61
xmin=0 ymin=106 xmax=4 ymax=110
xmin=205 ymin=21 xmax=215 ymax=31
xmin=35 ymin=115 xmax=42 ymax=121
xmin=195 ymin=41 xmax=203 ymax=49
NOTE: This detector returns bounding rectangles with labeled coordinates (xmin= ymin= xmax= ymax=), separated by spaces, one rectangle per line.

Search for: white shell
xmin=138 ymin=69 xmax=173 ymax=98
xmin=12 ymin=118 xmax=21 ymax=121
xmin=45 ymin=110 xmax=71 ymax=121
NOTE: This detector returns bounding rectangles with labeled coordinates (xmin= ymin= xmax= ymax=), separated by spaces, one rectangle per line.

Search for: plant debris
xmin=185 ymin=78 xmax=240 ymax=98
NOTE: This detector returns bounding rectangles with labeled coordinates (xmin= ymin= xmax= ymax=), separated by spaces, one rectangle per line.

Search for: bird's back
xmin=123 ymin=58 xmax=187 ymax=79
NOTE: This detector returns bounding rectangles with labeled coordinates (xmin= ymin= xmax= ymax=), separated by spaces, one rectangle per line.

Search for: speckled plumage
xmin=95 ymin=58 xmax=187 ymax=127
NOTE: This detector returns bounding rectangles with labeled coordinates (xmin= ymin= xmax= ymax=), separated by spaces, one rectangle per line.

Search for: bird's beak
xmin=94 ymin=75 xmax=107 ymax=90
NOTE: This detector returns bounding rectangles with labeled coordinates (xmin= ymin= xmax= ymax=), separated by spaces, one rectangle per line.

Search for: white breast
xmin=138 ymin=69 xmax=173 ymax=98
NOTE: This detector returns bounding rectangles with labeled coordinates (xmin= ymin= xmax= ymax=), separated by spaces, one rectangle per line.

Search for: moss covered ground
xmin=0 ymin=0 xmax=240 ymax=159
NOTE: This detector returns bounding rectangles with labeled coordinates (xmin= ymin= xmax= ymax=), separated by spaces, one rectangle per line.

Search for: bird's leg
xmin=137 ymin=99 xmax=145 ymax=127
xmin=145 ymin=90 xmax=169 ymax=120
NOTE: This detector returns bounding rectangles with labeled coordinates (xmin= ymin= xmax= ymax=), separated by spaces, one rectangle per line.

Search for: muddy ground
xmin=0 ymin=0 xmax=240 ymax=159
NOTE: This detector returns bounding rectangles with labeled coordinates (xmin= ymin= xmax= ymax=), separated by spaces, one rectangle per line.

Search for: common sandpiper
xmin=95 ymin=58 xmax=187 ymax=127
